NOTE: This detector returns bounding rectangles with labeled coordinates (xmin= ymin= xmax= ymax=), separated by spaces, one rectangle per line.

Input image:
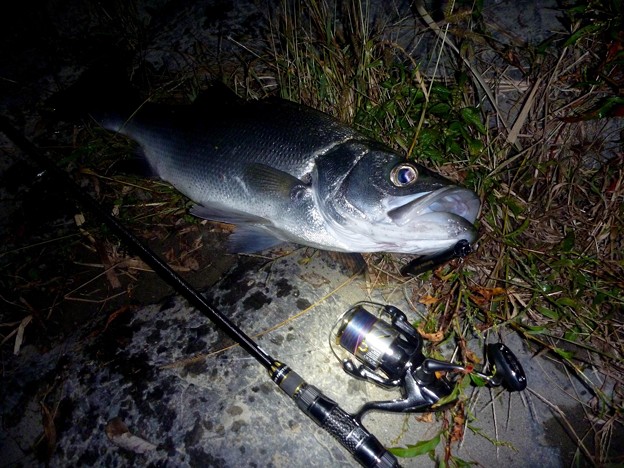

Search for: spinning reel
xmin=331 ymin=302 xmax=526 ymax=421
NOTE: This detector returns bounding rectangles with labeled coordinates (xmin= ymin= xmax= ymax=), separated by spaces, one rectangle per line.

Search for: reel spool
xmin=331 ymin=302 xmax=527 ymax=420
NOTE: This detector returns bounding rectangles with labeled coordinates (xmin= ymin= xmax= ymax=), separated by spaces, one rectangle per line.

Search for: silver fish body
xmin=96 ymin=98 xmax=480 ymax=254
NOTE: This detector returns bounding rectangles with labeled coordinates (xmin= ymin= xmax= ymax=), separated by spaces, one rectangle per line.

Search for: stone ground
xmin=2 ymin=250 xmax=587 ymax=467
xmin=0 ymin=1 xmax=616 ymax=467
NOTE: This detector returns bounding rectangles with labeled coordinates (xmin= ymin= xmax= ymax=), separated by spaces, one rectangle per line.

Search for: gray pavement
xmin=1 ymin=249 xmax=582 ymax=467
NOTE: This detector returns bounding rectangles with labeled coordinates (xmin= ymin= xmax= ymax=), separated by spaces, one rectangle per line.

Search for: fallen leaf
xmin=106 ymin=417 xmax=157 ymax=454
xmin=471 ymin=286 xmax=507 ymax=300
xmin=415 ymin=412 xmax=435 ymax=423
xmin=465 ymin=349 xmax=481 ymax=365
xmin=469 ymin=285 xmax=508 ymax=304
xmin=13 ymin=314 xmax=33 ymax=355
xmin=74 ymin=213 xmax=86 ymax=227
xmin=39 ymin=402 xmax=57 ymax=461
xmin=182 ymin=256 xmax=199 ymax=271
xmin=417 ymin=327 xmax=444 ymax=343
xmin=103 ymin=305 xmax=134 ymax=331
xmin=450 ymin=410 xmax=465 ymax=442
xmin=418 ymin=295 xmax=439 ymax=305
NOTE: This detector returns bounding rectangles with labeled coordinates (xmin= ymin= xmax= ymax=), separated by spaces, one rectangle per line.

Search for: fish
xmin=93 ymin=94 xmax=480 ymax=255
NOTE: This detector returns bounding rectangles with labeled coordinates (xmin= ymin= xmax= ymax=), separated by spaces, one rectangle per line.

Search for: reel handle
xmin=486 ymin=343 xmax=527 ymax=391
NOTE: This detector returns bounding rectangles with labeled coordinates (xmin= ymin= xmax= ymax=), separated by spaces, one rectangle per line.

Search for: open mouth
xmin=387 ymin=186 xmax=481 ymax=227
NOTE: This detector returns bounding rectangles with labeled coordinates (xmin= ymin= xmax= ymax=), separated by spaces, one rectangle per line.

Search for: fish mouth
xmin=386 ymin=186 xmax=480 ymax=242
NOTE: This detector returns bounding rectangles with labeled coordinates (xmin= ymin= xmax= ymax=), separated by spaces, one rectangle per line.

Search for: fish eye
xmin=390 ymin=163 xmax=418 ymax=187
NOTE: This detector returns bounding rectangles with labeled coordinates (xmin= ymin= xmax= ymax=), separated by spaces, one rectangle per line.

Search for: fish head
xmin=315 ymin=142 xmax=481 ymax=254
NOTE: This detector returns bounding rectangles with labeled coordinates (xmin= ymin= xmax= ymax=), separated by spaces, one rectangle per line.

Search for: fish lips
xmin=386 ymin=186 xmax=480 ymax=242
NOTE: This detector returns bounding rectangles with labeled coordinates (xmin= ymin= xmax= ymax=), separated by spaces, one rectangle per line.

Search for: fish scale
xmin=111 ymin=101 xmax=354 ymax=196
xmin=95 ymin=96 xmax=480 ymax=254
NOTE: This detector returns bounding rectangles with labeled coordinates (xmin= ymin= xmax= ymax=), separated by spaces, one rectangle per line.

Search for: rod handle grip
xmin=273 ymin=364 xmax=399 ymax=468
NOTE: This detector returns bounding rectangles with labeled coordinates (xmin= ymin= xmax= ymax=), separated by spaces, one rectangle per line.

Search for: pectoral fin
xmin=191 ymin=165 xmax=312 ymax=253
xmin=245 ymin=163 xmax=308 ymax=201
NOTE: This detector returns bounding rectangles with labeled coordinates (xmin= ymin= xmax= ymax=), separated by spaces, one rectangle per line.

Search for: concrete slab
xmin=1 ymin=250 xmax=591 ymax=467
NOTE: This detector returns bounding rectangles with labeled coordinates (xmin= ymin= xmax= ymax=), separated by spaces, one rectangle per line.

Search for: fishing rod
xmin=0 ymin=117 xmax=399 ymax=468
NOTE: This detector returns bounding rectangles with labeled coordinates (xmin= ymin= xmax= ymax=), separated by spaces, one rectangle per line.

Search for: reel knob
xmin=486 ymin=343 xmax=527 ymax=391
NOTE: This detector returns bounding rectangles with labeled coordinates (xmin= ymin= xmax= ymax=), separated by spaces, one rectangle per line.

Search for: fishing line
xmin=0 ymin=117 xmax=399 ymax=468
xmin=338 ymin=308 xmax=378 ymax=355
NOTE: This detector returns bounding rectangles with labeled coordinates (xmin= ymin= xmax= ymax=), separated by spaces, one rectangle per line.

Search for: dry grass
xmin=1 ymin=0 xmax=622 ymax=465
